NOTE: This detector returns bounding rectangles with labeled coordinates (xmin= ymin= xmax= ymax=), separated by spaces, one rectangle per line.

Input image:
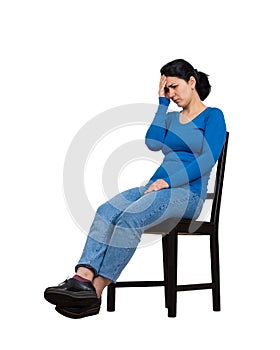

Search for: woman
xmin=44 ymin=59 xmax=226 ymax=318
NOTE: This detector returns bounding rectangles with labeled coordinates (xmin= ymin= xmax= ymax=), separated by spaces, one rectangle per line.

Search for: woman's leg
xmin=96 ymin=188 xmax=203 ymax=288
xmin=44 ymin=187 xmax=202 ymax=313
xmin=75 ymin=185 xmax=148 ymax=278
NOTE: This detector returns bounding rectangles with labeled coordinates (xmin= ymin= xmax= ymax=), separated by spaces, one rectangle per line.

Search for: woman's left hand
xmin=144 ymin=179 xmax=169 ymax=194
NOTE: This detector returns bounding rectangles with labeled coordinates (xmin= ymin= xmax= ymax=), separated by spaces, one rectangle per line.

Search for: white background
xmin=1 ymin=0 xmax=279 ymax=348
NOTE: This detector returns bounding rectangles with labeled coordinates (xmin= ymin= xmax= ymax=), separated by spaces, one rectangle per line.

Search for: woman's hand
xmin=158 ymin=75 xmax=168 ymax=97
xmin=144 ymin=179 xmax=170 ymax=194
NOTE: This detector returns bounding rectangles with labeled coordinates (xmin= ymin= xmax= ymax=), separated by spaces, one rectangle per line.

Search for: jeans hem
xmin=97 ymin=272 xmax=116 ymax=284
xmin=75 ymin=264 xmax=98 ymax=277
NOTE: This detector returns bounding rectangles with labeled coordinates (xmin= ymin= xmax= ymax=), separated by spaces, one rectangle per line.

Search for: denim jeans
xmin=76 ymin=184 xmax=204 ymax=283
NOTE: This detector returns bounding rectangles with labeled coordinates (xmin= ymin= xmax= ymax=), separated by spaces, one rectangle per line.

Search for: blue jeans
xmin=76 ymin=185 xmax=204 ymax=283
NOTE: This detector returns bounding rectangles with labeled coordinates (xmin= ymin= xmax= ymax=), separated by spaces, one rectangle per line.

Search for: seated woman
xmin=44 ymin=58 xmax=227 ymax=319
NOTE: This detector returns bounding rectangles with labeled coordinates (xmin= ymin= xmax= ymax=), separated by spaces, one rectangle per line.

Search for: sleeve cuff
xmin=159 ymin=97 xmax=170 ymax=106
xmin=162 ymin=177 xmax=171 ymax=187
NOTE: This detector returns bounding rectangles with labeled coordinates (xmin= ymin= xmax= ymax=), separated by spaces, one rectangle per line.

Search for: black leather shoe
xmin=55 ymin=300 xmax=101 ymax=319
xmin=44 ymin=278 xmax=99 ymax=307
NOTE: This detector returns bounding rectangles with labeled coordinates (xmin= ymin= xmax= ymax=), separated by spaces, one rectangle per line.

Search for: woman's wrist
xmin=159 ymin=96 xmax=170 ymax=106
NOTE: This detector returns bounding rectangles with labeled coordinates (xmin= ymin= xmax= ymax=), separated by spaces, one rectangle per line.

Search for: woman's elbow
xmin=145 ymin=139 xmax=163 ymax=151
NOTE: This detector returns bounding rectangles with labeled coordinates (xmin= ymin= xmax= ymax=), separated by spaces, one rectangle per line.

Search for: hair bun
xmin=193 ymin=69 xmax=200 ymax=79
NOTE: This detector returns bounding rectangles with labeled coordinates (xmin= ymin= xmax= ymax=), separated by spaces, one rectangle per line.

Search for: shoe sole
xmin=55 ymin=305 xmax=100 ymax=319
xmin=44 ymin=289 xmax=98 ymax=307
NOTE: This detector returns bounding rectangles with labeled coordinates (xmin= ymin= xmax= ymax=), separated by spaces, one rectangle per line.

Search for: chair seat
xmin=144 ymin=218 xmax=215 ymax=235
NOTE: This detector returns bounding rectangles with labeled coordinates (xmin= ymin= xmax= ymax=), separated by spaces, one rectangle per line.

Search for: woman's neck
xmin=180 ymin=99 xmax=207 ymax=121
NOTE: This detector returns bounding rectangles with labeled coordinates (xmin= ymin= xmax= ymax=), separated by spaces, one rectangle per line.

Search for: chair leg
xmin=162 ymin=234 xmax=169 ymax=308
xmin=107 ymin=283 xmax=116 ymax=312
xmin=166 ymin=229 xmax=178 ymax=317
xmin=210 ymin=233 xmax=221 ymax=311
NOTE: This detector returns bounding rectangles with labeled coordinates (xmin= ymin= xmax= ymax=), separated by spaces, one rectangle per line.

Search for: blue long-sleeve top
xmin=145 ymin=97 xmax=226 ymax=200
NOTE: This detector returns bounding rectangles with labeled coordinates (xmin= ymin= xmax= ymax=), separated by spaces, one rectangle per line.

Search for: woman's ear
xmin=189 ymin=76 xmax=196 ymax=89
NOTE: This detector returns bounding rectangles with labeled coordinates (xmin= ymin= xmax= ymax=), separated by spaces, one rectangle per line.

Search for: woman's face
xmin=164 ymin=76 xmax=196 ymax=108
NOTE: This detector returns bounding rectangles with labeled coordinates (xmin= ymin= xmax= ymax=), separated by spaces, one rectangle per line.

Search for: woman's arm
xmin=145 ymin=75 xmax=170 ymax=151
xmin=145 ymin=97 xmax=170 ymax=151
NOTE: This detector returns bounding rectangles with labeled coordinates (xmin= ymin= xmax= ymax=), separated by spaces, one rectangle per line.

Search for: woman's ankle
xmin=93 ymin=276 xmax=112 ymax=298
xmin=76 ymin=267 xmax=95 ymax=281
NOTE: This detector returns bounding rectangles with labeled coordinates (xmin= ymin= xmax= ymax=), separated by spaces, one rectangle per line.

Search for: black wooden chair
xmin=107 ymin=132 xmax=229 ymax=317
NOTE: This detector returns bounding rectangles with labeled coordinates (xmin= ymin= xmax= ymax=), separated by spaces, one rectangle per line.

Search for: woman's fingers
xmin=158 ymin=75 xmax=167 ymax=97
xmin=144 ymin=179 xmax=169 ymax=194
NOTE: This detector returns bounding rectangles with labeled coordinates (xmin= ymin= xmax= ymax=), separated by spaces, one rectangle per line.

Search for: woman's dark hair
xmin=160 ymin=59 xmax=211 ymax=101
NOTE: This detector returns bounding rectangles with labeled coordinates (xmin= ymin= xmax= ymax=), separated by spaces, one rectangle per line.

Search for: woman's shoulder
xmin=205 ymin=107 xmax=225 ymax=122
xmin=204 ymin=107 xmax=226 ymax=131
xmin=207 ymin=106 xmax=224 ymax=116
xmin=191 ymin=107 xmax=226 ymax=131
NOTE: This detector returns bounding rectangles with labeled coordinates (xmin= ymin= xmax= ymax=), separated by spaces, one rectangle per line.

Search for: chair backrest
xmin=207 ymin=132 xmax=229 ymax=225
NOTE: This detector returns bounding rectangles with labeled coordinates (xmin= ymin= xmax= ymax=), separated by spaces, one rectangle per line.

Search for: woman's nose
xmin=168 ymin=89 xmax=175 ymax=98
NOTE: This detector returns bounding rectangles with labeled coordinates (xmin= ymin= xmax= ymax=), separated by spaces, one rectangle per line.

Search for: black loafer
xmin=55 ymin=300 xmax=101 ymax=319
xmin=44 ymin=278 xmax=99 ymax=307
